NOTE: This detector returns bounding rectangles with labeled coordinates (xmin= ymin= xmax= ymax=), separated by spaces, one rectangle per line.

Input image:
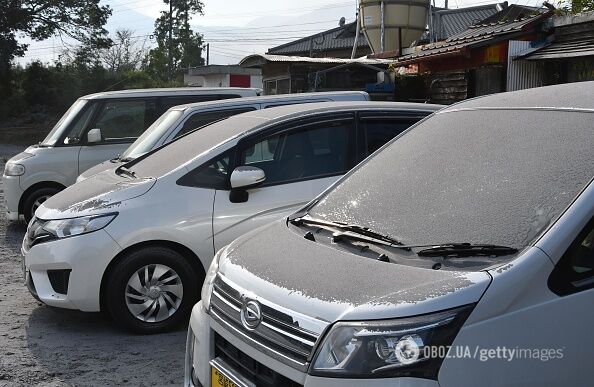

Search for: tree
xmin=101 ymin=29 xmax=148 ymax=74
xmin=557 ymin=0 xmax=594 ymax=13
xmin=0 ymin=0 xmax=112 ymax=97
xmin=145 ymin=0 xmax=205 ymax=81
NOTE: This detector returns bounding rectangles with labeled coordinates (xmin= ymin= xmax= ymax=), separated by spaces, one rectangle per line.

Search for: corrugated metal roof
xmin=432 ymin=4 xmax=501 ymax=41
xmin=267 ymin=22 xmax=369 ymax=56
xmin=239 ymin=54 xmax=393 ymax=68
xmin=523 ymin=17 xmax=594 ymax=60
xmin=397 ymin=9 xmax=551 ymax=65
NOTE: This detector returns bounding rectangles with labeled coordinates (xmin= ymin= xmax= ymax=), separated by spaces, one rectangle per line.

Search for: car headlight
xmin=201 ymin=247 xmax=225 ymax=313
xmin=43 ymin=213 xmax=118 ymax=239
xmin=4 ymin=163 xmax=26 ymax=176
xmin=311 ymin=305 xmax=474 ymax=380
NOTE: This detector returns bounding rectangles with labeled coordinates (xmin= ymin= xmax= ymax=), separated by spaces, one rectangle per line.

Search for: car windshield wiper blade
xmin=116 ymin=165 xmax=137 ymax=179
xmin=415 ymin=243 xmax=518 ymax=258
xmin=290 ymin=215 xmax=406 ymax=248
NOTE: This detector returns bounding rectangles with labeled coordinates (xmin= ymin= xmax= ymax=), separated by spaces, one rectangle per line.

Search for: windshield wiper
xmin=116 ymin=165 xmax=137 ymax=179
xmin=416 ymin=243 xmax=518 ymax=258
xmin=290 ymin=215 xmax=406 ymax=248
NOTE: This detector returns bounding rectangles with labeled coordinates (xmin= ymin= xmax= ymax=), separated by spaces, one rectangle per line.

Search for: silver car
xmin=187 ymin=81 xmax=594 ymax=386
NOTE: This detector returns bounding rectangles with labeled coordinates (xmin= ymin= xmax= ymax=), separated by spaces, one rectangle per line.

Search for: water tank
xmin=359 ymin=0 xmax=429 ymax=54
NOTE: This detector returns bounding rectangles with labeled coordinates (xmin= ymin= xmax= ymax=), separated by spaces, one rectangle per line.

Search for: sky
xmin=18 ymin=0 xmax=546 ymax=66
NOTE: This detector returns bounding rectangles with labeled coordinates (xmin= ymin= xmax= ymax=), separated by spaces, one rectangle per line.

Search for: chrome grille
xmin=210 ymin=276 xmax=327 ymax=372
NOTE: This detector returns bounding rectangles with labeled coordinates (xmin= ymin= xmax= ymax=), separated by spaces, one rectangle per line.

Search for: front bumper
xmin=22 ymin=229 xmax=122 ymax=311
xmin=185 ymin=302 xmax=440 ymax=387
xmin=2 ymin=174 xmax=23 ymax=220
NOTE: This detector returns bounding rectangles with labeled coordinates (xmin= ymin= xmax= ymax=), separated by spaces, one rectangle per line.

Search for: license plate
xmin=211 ymin=366 xmax=239 ymax=387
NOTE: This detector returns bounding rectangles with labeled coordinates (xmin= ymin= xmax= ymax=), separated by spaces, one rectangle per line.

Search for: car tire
xmin=105 ymin=246 xmax=200 ymax=334
xmin=23 ymin=187 xmax=61 ymax=223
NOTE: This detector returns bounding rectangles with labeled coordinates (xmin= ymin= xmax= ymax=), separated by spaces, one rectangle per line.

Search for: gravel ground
xmin=0 ymin=145 xmax=186 ymax=386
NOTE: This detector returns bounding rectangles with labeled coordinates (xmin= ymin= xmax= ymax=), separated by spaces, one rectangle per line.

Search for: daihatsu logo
xmin=240 ymin=300 xmax=262 ymax=330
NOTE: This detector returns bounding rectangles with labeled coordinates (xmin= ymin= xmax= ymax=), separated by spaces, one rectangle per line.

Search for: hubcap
xmin=32 ymin=195 xmax=51 ymax=213
xmin=125 ymin=264 xmax=184 ymax=323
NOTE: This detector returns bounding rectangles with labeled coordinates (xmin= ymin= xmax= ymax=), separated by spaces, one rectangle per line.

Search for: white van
xmin=3 ymin=87 xmax=261 ymax=221
xmin=22 ymin=102 xmax=441 ymax=333
xmin=76 ymin=92 xmax=371 ymax=182
xmin=186 ymin=82 xmax=594 ymax=387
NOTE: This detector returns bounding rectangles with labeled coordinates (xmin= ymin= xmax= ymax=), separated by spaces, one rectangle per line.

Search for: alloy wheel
xmin=125 ymin=264 xmax=184 ymax=323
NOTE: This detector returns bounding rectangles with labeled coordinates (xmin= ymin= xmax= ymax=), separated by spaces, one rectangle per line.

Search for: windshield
xmin=41 ymin=99 xmax=88 ymax=146
xmin=122 ymin=109 xmax=184 ymax=159
xmin=308 ymin=109 xmax=594 ymax=252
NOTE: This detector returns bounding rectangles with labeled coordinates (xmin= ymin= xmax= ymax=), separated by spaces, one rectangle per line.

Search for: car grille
xmin=215 ymin=333 xmax=303 ymax=387
xmin=210 ymin=276 xmax=327 ymax=372
xmin=23 ymin=217 xmax=53 ymax=250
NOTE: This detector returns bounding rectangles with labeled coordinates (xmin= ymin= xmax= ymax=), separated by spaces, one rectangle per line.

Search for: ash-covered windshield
xmin=309 ymin=109 xmax=594 ymax=250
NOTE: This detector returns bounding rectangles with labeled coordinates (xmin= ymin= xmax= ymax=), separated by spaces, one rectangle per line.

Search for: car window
xmin=178 ymin=151 xmax=232 ymax=190
xmin=361 ymin=117 xmax=422 ymax=155
xmin=238 ymin=119 xmax=354 ymax=186
xmin=549 ymin=218 xmax=594 ymax=296
xmin=63 ymin=101 xmax=98 ymax=145
xmin=93 ymin=99 xmax=152 ymax=142
xmin=160 ymin=95 xmax=240 ymax=111
xmin=174 ymin=108 xmax=257 ymax=139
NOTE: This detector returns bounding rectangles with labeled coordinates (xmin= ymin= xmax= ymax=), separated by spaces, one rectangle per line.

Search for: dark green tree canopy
xmin=146 ymin=0 xmax=205 ymax=81
xmin=0 ymin=0 xmax=112 ymax=96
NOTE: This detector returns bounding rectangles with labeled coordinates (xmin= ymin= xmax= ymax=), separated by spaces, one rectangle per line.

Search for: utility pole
xmin=206 ymin=43 xmax=210 ymax=65
xmin=168 ymin=0 xmax=173 ymax=80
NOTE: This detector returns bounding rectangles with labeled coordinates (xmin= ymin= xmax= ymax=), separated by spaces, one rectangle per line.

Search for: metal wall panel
xmin=507 ymin=40 xmax=544 ymax=91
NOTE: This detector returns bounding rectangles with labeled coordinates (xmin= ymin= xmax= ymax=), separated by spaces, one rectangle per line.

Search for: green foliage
xmin=0 ymin=0 xmax=112 ymax=98
xmin=145 ymin=0 xmax=205 ymax=81
xmin=556 ymin=0 xmax=594 ymax=14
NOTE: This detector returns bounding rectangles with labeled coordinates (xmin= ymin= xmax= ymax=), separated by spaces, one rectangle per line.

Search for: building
xmin=267 ymin=22 xmax=371 ymax=59
xmin=393 ymin=4 xmax=551 ymax=104
xmin=430 ymin=3 xmax=505 ymax=42
xmin=239 ymin=54 xmax=393 ymax=99
xmin=520 ymin=10 xmax=594 ymax=85
xmin=182 ymin=65 xmax=263 ymax=89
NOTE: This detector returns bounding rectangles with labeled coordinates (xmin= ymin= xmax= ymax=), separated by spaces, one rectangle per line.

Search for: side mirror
xmin=230 ymin=166 xmax=266 ymax=189
xmin=229 ymin=166 xmax=266 ymax=203
xmin=87 ymin=128 xmax=102 ymax=144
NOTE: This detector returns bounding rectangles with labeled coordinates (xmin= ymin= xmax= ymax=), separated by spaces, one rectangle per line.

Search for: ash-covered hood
xmin=36 ymin=170 xmax=156 ymax=219
xmin=218 ymin=220 xmax=492 ymax=323
xmin=77 ymin=159 xmax=123 ymax=182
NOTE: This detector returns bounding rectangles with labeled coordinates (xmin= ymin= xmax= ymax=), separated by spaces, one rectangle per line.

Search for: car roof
xmin=130 ymin=101 xmax=442 ymax=177
xmin=171 ymin=91 xmax=371 ymax=112
xmin=80 ymin=87 xmax=261 ymax=100
xmin=442 ymin=81 xmax=594 ymax=112
xmin=205 ymin=101 xmax=442 ymax=141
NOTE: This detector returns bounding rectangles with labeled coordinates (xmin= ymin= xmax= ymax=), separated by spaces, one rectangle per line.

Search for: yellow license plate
xmin=211 ymin=366 xmax=239 ymax=387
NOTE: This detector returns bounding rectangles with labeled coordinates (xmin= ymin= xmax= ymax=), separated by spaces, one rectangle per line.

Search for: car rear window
xmin=309 ymin=109 xmax=594 ymax=250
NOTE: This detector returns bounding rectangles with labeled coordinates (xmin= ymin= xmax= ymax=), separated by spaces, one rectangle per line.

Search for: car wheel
xmin=105 ymin=246 xmax=200 ymax=334
xmin=23 ymin=187 xmax=61 ymax=223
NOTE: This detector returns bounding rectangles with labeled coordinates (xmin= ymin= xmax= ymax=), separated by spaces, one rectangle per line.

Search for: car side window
xmin=174 ymin=108 xmax=257 ymax=139
xmin=549 ymin=217 xmax=594 ymax=296
xmin=63 ymin=102 xmax=98 ymax=145
xmin=92 ymin=99 xmax=153 ymax=142
xmin=238 ymin=119 xmax=354 ymax=186
xmin=361 ymin=117 xmax=423 ymax=156
xmin=178 ymin=151 xmax=232 ymax=190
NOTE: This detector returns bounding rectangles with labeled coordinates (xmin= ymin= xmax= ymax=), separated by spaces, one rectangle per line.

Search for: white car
xmin=76 ymin=91 xmax=371 ymax=182
xmin=186 ymin=82 xmax=594 ymax=387
xmin=3 ymin=87 xmax=261 ymax=222
xmin=22 ymin=101 xmax=441 ymax=333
